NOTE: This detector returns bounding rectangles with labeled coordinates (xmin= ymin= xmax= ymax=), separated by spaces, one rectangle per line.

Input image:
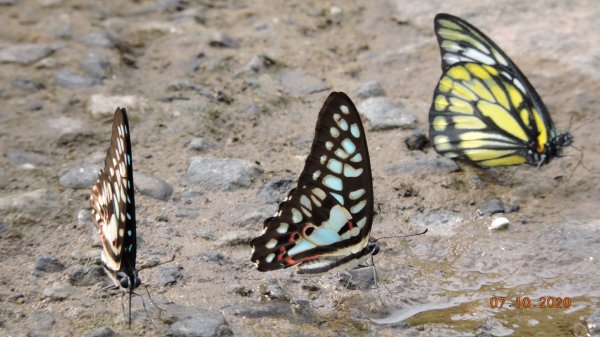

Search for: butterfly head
xmin=116 ymin=269 xmax=141 ymax=291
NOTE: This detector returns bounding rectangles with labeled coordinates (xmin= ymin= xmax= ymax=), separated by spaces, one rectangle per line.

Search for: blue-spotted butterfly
xmin=251 ymin=92 xmax=379 ymax=274
xmin=429 ymin=13 xmax=572 ymax=167
xmin=91 ymin=107 xmax=140 ymax=327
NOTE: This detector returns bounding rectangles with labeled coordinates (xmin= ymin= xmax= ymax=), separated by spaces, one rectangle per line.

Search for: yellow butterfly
xmin=429 ymin=13 xmax=572 ymax=167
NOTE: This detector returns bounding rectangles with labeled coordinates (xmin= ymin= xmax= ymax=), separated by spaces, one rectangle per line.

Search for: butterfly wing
xmin=251 ymin=92 xmax=375 ymax=274
xmin=91 ymin=107 xmax=139 ymax=289
xmin=431 ymin=14 xmax=571 ymax=166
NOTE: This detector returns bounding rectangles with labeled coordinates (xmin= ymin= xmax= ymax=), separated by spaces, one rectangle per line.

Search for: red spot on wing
xmin=347 ymin=221 xmax=354 ymax=230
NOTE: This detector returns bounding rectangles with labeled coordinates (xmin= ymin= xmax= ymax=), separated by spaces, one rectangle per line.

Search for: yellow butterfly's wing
xmin=430 ymin=14 xmax=572 ymax=167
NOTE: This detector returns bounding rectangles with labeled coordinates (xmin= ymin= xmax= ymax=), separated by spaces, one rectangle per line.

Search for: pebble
xmin=167 ymin=80 xmax=213 ymax=97
xmin=27 ymin=312 xmax=56 ymax=330
xmin=386 ymin=156 xmax=460 ymax=176
xmin=88 ymin=94 xmax=141 ymax=118
xmin=84 ymin=326 xmax=116 ymax=337
xmin=404 ymin=131 xmax=428 ymax=151
xmin=0 ymin=0 xmax=19 ymax=5
xmin=221 ymin=302 xmax=293 ymax=319
xmin=183 ymin=156 xmax=263 ymax=191
xmin=477 ymin=198 xmax=519 ymax=215
xmin=42 ymin=283 xmax=75 ymax=301
xmin=134 ymin=172 xmax=173 ymax=201
xmin=220 ymin=231 xmax=255 ymax=246
xmin=232 ymin=208 xmax=273 ymax=227
xmin=197 ymin=252 xmax=228 ymax=265
xmin=46 ymin=116 xmax=91 ymax=144
xmin=80 ymin=31 xmax=115 ymax=48
xmin=188 ymin=137 xmax=216 ymax=152
xmin=167 ymin=308 xmax=231 ymax=337
xmin=58 ymin=163 xmax=102 ymax=189
xmin=160 ymin=266 xmax=184 ymax=286
xmin=588 ymin=310 xmax=600 ymax=333
xmin=231 ymin=284 xmax=252 ymax=297
xmin=208 ymin=31 xmax=238 ymax=48
xmin=34 ymin=254 xmax=65 ymax=273
xmin=56 ymin=69 xmax=101 ymax=87
xmin=339 ymin=267 xmax=377 ymax=289
xmin=356 ymin=80 xmax=386 ymax=99
xmin=260 ymin=279 xmax=290 ymax=301
xmin=0 ymin=44 xmax=54 ymax=65
xmin=256 ymin=179 xmax=295 ymax=204
xmin=69 ymin=265 xmax=105 ymax=286
xmin=11 ymin=77 xmax=45 ymax=92
xmin=0 ymin=189 xmax=58 ymax=214
xmin=244 ymin=104 xmax=261 ymax=119
xmin=357 ymin=97 xmax=417 ymax=130
xmin=6 ymin=150 xmax=49 ymax=166
xmin=77 ymin=209 xmax=93 ymax=226
xmin=80 ymin=52 xmax=112 ymax=79
xmin=278 ymin=68 xmax=329 ymax=96
xmin=235 ymin=55 xmax=276 ymax=76
xmin=489 ymin=216 xmax=510 ymax=231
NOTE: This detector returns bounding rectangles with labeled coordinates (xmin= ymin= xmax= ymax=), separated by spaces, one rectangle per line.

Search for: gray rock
xmin=197 ymin=252 xmax=228 ymax=265
xmin=404 ymin=131 xmax=428 ymax=151
xmin=47 ymin=117 xmax=92 ymax=144
xmin=358 ymin=97 xmax=416 ymax=130
xmin=84 ymin=326 xmax=116 ymax=337
xmin=278 ymin=68 xmax=329 ymax=96
xmin=256 ymin=179 xmax=295 ymax=204
xmin=11 ymin=77 xmax=45 ymax=92
xmin=81 ymin=52 xmax=112 ymax=79
xmin=339 ymin=266 xmax=377 ymax=289
xmin=208 ymin=31 xmax=238 ymax=48
xmin=232 ymin=208 xmax=273 ymax=227
xmin=69 ymin=265 xmax=105 ymax=286
xmin=183 ymin=157 xmax=262 ymax=191
xmin=80 ymin=32 xmax=115 ymax=48
xmin=6 ymin=150 xmax=49 ymax=166
xmin=167 ymin=309 xmax=231 ymax=337
xmin=588 ymin=310 xmax=600 ymax=333
xmin=88 ymin=95 xmax=140 ymax=118
xmin=28 ymin=312 xmax=56 ymax=330
xmin=260 ymin=279 xmax=290 ymax=301
xmin=42 ymin=283 xmax=75 ymax=301
xmin=77 ymin=209 xmax=93 ymax=225
xmin=135 ymin=172 xmax=173 ymax=201
xmin=160 ymin=266 xmax=183 ymax=286
xmin=34 ymin=255 xmax=65 ymax=273
xmin=244 ymin=104 xmax=261 ymax=119
xmin=26 ymin=332 xmax=50 ymax=337
xmin=235 ymin=55 xmax=276 ymax=76
xmin=477 ymin=198 xmax=505 ymax=216
xmin=56 ymin=69 xmax=101 ymax=87
xmin=167 ymin=80 xmax=213 ymax=97
xmin=0 ymin=44 xmax=54 ymax=65
xmin=22 ymin=99 xmax=44 ymax=111
xmin=0 ymin=0 xmax=19 ymax=5
xmin=0 ymin=189 xmax=59 ymax=214
xmin=411 ymin=209 xmax=462 ymax=236
xmin=220 ymin=231 xmax=254 ymax=246
xmin=188 ymin=138 xmax=216 ymax=152
xmin=222 ymin=302 xmax=294 ymax=320
xmin=356 ymin=80 xmax=386 ymax=99
xmin=59 ymin=163 xmax=102 ymax=189
xmin=386 ymin=157 xmax=459 ymax=176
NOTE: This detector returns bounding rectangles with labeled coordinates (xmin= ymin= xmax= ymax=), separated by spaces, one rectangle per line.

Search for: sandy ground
xmin=1 ymin=1 xmax=599 ymax=336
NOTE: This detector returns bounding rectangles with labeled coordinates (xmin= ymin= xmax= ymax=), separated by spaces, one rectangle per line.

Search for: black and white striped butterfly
xmin=91 ymin=107 xmax=140 ymax=326
xmin=251 ymin=92 xmax=378 ymax=274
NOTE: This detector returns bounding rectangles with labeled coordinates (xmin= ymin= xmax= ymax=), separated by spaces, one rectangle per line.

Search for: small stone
xmin=167 ymin=80 xmax=213 ymax=97
xmin=183 ymin=157 xmax=263 ymax=191
xmin=0 ymin=44 xmax=54 ymax=65
xmin=188 ymin=137 xmax=216 ymax=152
xmin=386 ymin=157 xmax=460 ymax=176
xmin=77 ymin=209 xmax=93 ymax=225
xmin=34 ymin=255 xmax=65 ymax=273
xmin=235 ymin=55 xmax=276 ymax=76
xmin=256 ymin=179 xmax=295 ymax=204
xmin=231 ymin=284 xmax=252 ymax=297
xmin=356 ymin=80 xmax=386 ymax=99
xmin=47 ymin=116 xmax=92 ymax=144
xmin=88 ymin=95 xmax=140 ymax=118
xmin=278 ymin=68 xmax=329 ymax=96
xmin=81 ymin=52 xmax=112 ymax=79
xmin=23 ymin=99 xmax=44 ymax=111
xmin=160 ymin=266 xmax=183 ymax=286
xmin=358 ymin=97 xmax=417 ymax=130
xmin=221 ymin=231 xmax=254 ymax=246
xmin=244 ymin=104 xmax=261 ymax=119
xmin=80 ymin=32 xmax=115 ymax=49
xmin=135 ymin=172 xmax=173 ymax=201
xmin=56 ymin=69 xmax=100 ymax=87
xmin=42 ymin=283 xmax=75 ymax=301
xmin=339 ymin=267 xmax=377 ymax=289
xmin=208 ymin=31 xmax=238 ymax=48
xmin=489 ymin=216 xmax=510 ymax=231
xmin=69 ymin=265 xmax=105 ymax=286
xmin=404 ymin=131 xmax=428 ymax=151
xmin=0 ymin=0 xmax=19 ymax=5
xmin=260 ymin=279 xmax=290 ymax=301
xmin=84 ymin=326 xmax=116 ymax=337
xmin=6 ymin=150 xmax=49 ymax=166
xmin=477 ymin=198 xmax=505 ymax=216
xmin=59 ymin=163 xmax=102 ymax=189
xmin=28 ymin=312 xmax=56 ymax=330
xmin=11 ymin=77 xmax=45 ymax=92
xmin=232 ymin=208 xmax=272 ymax=227
xmin=587 ymin=310 xmax=600 ymax=333
xmin=167 ymin=309 xmax=231 ymax=337
xmin=0 ymin=189 xmax=59 ymax=215
xmin=197 ymin=252 xmax=227 ymax=265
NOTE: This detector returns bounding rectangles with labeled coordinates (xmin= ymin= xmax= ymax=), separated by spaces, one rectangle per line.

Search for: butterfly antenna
xmin=374 ymin=228 xmax=428 ymax=242
xmin=138 ymin=254 xmax=176 ymax=271
xmin=570 ymin=115 xmax=600 ymax=133
xmin=128 ymin=290 xmax=132 ymax=329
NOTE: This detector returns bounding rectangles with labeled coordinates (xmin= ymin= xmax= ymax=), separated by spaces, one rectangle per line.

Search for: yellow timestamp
xmin=488 ymin=296 xmax=572 ymax=309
